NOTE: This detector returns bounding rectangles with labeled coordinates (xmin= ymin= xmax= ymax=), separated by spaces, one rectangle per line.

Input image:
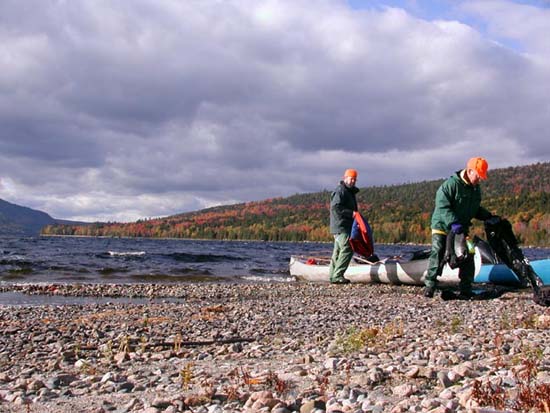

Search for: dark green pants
xmin=329 ymin=233 xmax=353 ymax=281
xmin=425 ymin=233 xmax=474 ymax=294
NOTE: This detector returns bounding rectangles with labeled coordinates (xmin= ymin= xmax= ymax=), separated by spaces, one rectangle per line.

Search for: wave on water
xmin=47 ymin=265 xmax=91 ymax=274
xmin=106 ymin=251 xmax=146 ymax=257
xmin=55 ymin=274 xmax=97 ymax=282
xmin=165 ymin=252 xmax=243 ymax=263
xmin=0 ymin=258 xmax=34 ymax=266
xmin=99 ymin=267 xmax=130 ymax=275
xmin=128 ymin=273 xmax=227 ymax=283
xmin=1 ymin=273 xmax=28 ymax=281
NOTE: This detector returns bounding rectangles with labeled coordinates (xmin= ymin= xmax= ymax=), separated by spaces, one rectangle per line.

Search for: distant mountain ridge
xmin=42 ymin=162 xmax=550 ymax=247
xmin=0 ymin=199 xmax=57 ymax=236
xmin=0 ymin=199 xmax=85 ymax=237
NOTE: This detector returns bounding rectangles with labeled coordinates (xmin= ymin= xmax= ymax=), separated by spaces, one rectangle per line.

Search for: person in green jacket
xmin=424 ymin=157 xmax=497 ymax=298
xmin=328 ymin=169 xmax=359 ymax=284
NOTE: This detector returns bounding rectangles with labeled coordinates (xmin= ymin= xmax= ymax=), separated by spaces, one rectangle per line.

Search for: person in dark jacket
xmin=424 ymin=157 xmax=497 ymax=298
xmin=328 ymin=169 xmax=359 ymax=284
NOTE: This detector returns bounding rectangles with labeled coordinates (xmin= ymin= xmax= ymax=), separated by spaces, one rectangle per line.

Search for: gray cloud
xmin=0 ymin=0 xmax=549 ymax=221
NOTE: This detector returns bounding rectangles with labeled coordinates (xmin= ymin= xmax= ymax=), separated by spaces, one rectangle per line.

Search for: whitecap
xmin=107 ymin=251 xmax=146 ymax=257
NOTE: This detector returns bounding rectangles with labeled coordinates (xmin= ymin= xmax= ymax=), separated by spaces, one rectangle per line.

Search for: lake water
xmin=0 ymin=236 xmax=395 ymax=284
xmin=1 ymin=236 xmax=549 ymax=285
xmin=1 ymin=236 xmax=549 ymax=306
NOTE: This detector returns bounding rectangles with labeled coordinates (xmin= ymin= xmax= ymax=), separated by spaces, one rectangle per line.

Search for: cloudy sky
xmin=1 ymin=0 xmax=549 ymax=222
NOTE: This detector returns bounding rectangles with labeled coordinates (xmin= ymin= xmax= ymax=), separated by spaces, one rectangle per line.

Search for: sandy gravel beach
xmin=1 ymin=282 xmax=550 ymax=413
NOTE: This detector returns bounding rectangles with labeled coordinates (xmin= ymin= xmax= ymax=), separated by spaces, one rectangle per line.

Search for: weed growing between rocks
xmin=471 ymin=307 xmax=550 ymax=411
xmin=471 ymin=377 xmax=507 ymax=410
xmin=335 ymin=327 xmax=380 ymax=353
xmin=333 ymin=319 xmax=404 ymax=354
xmin=450 ymin=315 xmax=463 ymax=333
xmin=472 ymin=354 xmax=550 ymax=411
xmin=176 ymin=364 xmax=294 ymax=409
xmin=180 ymin=362 xmax=194 ymax=390
xmin=265 ymin=370 xmax=292 ymax=397
xmin=498 ymin=307 xmax=539 ymax=330
xmin=5 ymin=283 xmax=550 ymax=412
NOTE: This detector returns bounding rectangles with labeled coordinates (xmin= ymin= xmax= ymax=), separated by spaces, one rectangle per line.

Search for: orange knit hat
xmin=344 ymin=169 xmax=358 ymax=178
xmin=467 ymin=157 xmax=488 ymax=180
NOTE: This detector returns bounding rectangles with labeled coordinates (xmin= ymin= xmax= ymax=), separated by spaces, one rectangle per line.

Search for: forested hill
xmin=0 ymin=199 xmax=57 ymax=236
xmin=0 ymin=199 xmax=86 ymax=236
xmin=42 ymin=162 xmax=550 ymax=246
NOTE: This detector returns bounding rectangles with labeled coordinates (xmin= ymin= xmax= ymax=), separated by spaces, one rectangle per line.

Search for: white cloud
xmin=0 ymin=0 xmax=548 ymax=221
xmin=460 ymin=0 xmax=550 ymax=56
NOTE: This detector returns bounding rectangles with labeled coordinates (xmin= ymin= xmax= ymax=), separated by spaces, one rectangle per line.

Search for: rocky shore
xmin=1 ymin=282 xmax=550 ymax=413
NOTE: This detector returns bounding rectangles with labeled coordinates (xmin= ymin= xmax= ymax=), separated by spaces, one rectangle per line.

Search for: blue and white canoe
xmin=290 ymin=253 xmax=550 ymax=287
xmin=476 ymin=259 xmax=550 ymax=286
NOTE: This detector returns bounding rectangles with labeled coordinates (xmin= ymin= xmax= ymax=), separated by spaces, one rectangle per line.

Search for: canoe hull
xmin=476 ymin=259 xmax=550 ymax=286
xmin=290 ymin=253 xmax=482 ymax=286
xmin=290 ymin=254 xmax=550 ymax=286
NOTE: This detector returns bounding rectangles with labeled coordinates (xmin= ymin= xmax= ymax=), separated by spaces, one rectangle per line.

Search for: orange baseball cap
xmin=344 ymin=169 xmax=358 ymax=178
xmin=467 ymin=157 xmax=488 ymax=180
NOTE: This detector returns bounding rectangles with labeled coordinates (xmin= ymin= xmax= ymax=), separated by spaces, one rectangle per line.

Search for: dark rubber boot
xmin=423 ymin=286 xmax=436 ymax=298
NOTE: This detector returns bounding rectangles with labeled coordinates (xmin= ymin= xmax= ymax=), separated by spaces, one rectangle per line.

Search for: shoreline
xmin=35 ymin=234 xmax=550 ymax=252
xmin=1 ymin=282 xmax=550 ymax=412
xmin=38 ymin=234 xmax=334 ymax=244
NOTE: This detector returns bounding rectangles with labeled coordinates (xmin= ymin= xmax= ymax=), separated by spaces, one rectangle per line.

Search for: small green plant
xmin=139 ymin=335 xmax=148 ymax=353
xmin=77 ymin=359 xmax=88 ymax=372
xmin=519 ymin=313 xmax=538 ymax=329
xmin=79 ymin=360 xmax=97 ymax=375
xmin=74 ymin=342 xmax=81 ymax=359
xmin=512 ymin=342 xmax=544 ymax=365
xmin=102 ymin=339 xmax=113 ymax=360
xmin=382 ymin=318 xmax=404 ymax=340
xmin=334 ymin=320 xmax=405 ymax=354
xmin=335 ymin=326 xmax=379 ymax=354
xmin=181 ymin=362 xmax=194 ymax=390
xmin=118 ymin=335 xmax=129 ymax=353
xmin=498 ymin=310 xmax=512 ymax=330
xmin=497 ymin=310 xmax=538 ymax=331
xmin=450 ymin=316 xmax=463 ymax=333
xmin=434 ymin=319 xmax=446 ymax=328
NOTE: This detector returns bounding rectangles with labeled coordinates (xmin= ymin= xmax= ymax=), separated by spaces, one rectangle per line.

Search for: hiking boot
xmin=457 ymin=290 xmax=474 ymax=300
xmin=534 ymin=287 xmax=550 ymax=307
xmin=513 ymin=260 xmax=531 ymax=288
xmin=441 ymin=290 xmax=476 ymax=300
xmin=423 ymin=286 xmax=436 ymax=298
xmin=330 ymin=277 xmax=351 ymax=284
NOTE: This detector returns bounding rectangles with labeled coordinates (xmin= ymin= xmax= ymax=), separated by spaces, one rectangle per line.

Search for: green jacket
xmin=330 ymin=181 xmax=358 ymax=235
xmin=431 ymin=170 xmax=492 ymax=233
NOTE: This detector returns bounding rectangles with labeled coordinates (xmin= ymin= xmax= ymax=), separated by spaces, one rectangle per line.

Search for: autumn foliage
xmin=42 ymin=162 xmax=550 ymax=247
